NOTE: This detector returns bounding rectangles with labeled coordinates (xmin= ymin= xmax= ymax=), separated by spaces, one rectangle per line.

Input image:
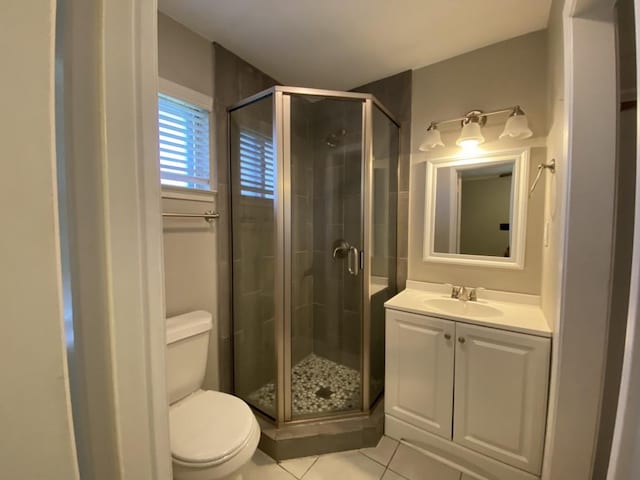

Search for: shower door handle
xmin=347 ymin=246 xmax=360 ymax=276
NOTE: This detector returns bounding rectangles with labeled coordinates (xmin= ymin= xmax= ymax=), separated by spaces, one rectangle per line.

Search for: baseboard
xmin=385 ymin=415 xmax=539 ymax=480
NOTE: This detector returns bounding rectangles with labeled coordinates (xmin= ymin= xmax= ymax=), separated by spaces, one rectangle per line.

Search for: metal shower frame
xmin=228 ymin=86 xmax=400 ymax=425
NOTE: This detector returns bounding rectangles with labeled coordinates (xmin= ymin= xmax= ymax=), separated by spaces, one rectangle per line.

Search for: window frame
xmin=158 ymin=78 xmax=215 ymax=201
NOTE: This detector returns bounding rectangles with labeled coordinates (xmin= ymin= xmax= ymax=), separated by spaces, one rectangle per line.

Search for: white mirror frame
xmin=423 ymin=148 xmax=530 ymax=269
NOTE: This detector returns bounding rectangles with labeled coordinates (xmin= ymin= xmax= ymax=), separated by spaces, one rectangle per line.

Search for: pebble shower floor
xmin=247 ymin=353 xmax=361 ymax=416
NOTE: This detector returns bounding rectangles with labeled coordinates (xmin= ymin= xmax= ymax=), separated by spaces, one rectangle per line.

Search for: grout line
xmin=388 ymin=439 xmax=401 ymax=466
xmin=300 ymin=455 xmax=320 ymax=479
xmin=276 ymin=463 xmax=295 ymax=478
xmin=359 ymin=449 xmax=388 ymax=467
xmin=359 ymin=437 xmax=402 ymax=469
xmin=385 ymin=466 xmax=411 ymax=480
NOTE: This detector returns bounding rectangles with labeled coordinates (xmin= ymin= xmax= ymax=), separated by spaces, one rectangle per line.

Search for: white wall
xmin=540 ymin=2 xmax=567 ymax=475
xmin=158 ymin=13 xmax=220 ymax=390
xmin=0 ymin=1 xmax=79 ymax=478
xmin=158 ymin=12 xmax=213 ymax=97
xmin=541 ymin=0 xmax=566 ymax=335
xmin=409 ymin=31 xmax=547 ymax=294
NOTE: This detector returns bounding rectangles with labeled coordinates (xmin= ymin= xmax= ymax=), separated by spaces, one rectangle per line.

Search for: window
xmin=239 ymin=129 xmax=275 ymax=199
xmin=158 ymin=93 xmax=210 ymax=190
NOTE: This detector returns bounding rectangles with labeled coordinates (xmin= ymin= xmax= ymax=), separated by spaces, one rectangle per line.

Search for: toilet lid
xmin=170 ymin=390 xmax=256 ymax=464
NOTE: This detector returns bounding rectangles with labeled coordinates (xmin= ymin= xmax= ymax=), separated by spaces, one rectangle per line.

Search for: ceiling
xmin=158 ymin=0 xmax=552 ymax=91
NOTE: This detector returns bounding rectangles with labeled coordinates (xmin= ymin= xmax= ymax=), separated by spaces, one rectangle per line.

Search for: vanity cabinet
xmin=453 ymin=323 xmax=550 ymax=473
xmin=385 ymin=309 xmax=550 ymax=477
xmin=386 ymin=310 xmax=454 ymax=438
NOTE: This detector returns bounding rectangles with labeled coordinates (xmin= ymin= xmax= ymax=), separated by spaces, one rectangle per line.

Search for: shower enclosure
xmin=229 ymin=86 xmax=398 ymax=424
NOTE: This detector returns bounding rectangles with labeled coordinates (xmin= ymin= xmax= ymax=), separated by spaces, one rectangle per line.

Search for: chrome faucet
xmin=450 ymin=285 xmax=463 ymax=299
xmin=450 ymin=285 xmax=482 ymax=302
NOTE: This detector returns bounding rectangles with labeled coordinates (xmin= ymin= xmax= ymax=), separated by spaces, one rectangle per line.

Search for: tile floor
xmin=232 ymin=436 xmax=465 ymax=480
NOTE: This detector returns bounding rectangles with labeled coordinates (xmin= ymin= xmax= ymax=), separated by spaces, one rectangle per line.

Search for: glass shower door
xmin=229 ymin=95 xmax=277 ymax=418
xmin=287 ymin=94 xmax=364 ymax=419
xmin=369 ymin=105 xmax=399 ymax=405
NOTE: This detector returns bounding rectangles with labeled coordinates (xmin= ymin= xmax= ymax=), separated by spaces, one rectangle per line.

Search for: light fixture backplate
xmin=461 ymin=110 xmax=487 ymax=127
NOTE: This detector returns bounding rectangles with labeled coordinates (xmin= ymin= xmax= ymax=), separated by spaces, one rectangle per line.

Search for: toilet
xmin=166 ymin=311 xmax=260 ymax=480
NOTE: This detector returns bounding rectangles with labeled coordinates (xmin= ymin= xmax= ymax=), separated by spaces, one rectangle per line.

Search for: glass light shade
xmin=419 ymin=127 xmax=444 ymax=151
xmin=500 ymin=113 xmax=533 ymax=139
xmin=456 ymin=122 xmax=485 ymax=148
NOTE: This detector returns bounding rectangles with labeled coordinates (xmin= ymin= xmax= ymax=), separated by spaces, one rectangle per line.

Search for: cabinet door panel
xmin=385 ymin=309 xmax=455 ymax=438
xmin=453 ymin=323 xmax=550 ymax=475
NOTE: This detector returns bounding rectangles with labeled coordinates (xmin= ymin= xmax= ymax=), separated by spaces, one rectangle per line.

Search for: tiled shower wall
xmin=353 ymin=71 xmax=412 ymax=291
xmin=310 ymin=99 xmax=363 ymax=372
xmin=290 ymin=97 xmax=315 ymax=366
xmin=230 ymin=194 xmax=276 ymax=398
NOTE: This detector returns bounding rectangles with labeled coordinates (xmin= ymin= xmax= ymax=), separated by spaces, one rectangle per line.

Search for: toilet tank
xmin=166 ymin=311 xmax=214 ymax=404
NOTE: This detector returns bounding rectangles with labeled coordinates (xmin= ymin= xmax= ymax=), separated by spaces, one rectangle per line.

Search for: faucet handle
xmin=449 ymin=285 xmax=463 ymax=299
xmin=469 ymin=287 xmax=485 ymax=301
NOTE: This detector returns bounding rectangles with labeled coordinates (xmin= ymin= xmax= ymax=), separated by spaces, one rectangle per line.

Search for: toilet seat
xmin=170 ymin=390 xmax=257 ymax=467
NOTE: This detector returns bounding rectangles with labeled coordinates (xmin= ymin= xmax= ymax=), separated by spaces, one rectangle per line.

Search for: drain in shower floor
xmin=315 ymin=386 xmax=333 ymax=399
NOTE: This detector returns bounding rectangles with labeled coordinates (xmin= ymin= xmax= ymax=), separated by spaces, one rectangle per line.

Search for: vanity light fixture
xmin=419 ymin=106 xmax=533 ymax=151
xmin=500 ymin=106 xmax=533 ymax=140
xmin=456 ymin=110 xmax=486 ymax=148
xmin=419 ymin=122 xmax=444 ymax=151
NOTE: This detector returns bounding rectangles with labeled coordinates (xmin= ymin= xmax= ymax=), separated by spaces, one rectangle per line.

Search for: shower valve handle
xmin=332 ymin=239 xmax=351 ymax=259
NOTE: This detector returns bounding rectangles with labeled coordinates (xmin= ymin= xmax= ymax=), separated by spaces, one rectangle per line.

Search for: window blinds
xmin=158 ymin=94 xmax=210 ymax=190
xmin=239 ymin=129 xmax=275 ymax=199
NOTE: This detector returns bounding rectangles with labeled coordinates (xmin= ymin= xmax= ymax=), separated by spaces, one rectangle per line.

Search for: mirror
xmin=423 ymin=149 xmax=529 ymax=269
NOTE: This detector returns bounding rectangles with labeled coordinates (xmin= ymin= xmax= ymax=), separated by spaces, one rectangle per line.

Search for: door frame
xmin=607 ymin=0 xmax=640 ymax=477
xmin=61 ymin=0 xmax=171 ymax=478
xmin=101 ymin=2 xmax=171 ymax=477
xmin=542 ymin=0 xmax=618 ymax=478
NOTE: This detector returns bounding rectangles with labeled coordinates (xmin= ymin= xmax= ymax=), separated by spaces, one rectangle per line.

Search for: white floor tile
xmin=360 ymin=436 xmax=399 ymax=467
xmin=388 ymin=444 xmax=460 ymax=480
xmin=381 ymin=469 xmax=406 ymax=480
xmin=251 ymin=449 xmax=278 ymax=466
xmin=303 ymin=450 xmax=386 ymax=480
xmin=232 ymin=449 xmax=297 ymax=480
xmin=279 ymin=455 xmax=318 ymax=478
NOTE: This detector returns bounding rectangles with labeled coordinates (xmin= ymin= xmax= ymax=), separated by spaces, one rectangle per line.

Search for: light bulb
xmin=456 ymin=121 xmax=485 ymax=148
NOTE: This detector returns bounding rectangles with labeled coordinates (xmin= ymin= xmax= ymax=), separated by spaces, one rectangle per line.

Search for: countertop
xmin=385 ymin=281 xmax=552 ymax=338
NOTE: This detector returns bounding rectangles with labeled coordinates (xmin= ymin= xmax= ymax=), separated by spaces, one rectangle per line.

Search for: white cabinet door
xmin=385 ymin=309 xmax=455 ymax=439
xmin=453 ymin=323 xmax=550 ymax=475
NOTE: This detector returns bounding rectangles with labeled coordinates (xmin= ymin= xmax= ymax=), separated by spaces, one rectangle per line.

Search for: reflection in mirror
xmin=424 ymin=149 xmax=529 ymax=269
xmin=434 ymin=161 xmax=514 ymax=257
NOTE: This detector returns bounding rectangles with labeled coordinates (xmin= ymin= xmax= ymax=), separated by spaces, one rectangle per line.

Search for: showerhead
xmin=325 ymin=128 xmax=347 ymax=147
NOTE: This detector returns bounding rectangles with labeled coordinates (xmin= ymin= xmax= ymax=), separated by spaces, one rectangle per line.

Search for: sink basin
xmin=424 ymin=298 xmax=503 ymax=318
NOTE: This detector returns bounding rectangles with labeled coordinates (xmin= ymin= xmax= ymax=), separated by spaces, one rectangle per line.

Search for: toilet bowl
xmin=166 ymin=311 xmax=259 ymax=479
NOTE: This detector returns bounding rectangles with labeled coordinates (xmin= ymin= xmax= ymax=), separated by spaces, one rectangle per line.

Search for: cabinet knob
xmin=444 ymin=333 xmax=451 ymax=340
xmin=458 ymin=337 xmax=466 ymax=344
